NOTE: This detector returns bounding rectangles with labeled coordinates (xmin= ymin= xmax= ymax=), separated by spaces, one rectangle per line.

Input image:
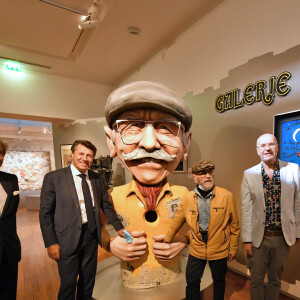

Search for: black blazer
xmin=39 ymin=166 xmax=123 ymax=255
xmin=0 ymin=171 xmax=21 ymax=267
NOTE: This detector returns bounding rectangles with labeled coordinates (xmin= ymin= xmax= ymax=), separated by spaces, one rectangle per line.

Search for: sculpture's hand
xmin=110 ymin=231 xmax=147 ymax=261
xmin=152 ymin=234 xmax=188 ymax=261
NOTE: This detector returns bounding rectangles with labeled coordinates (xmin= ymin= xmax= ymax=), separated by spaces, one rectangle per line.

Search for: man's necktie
xmin=79 ymin=174 xmax=96 ymax=233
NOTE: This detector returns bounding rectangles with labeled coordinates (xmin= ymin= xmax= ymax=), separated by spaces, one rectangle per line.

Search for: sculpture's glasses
xmin=113 ymin=119 xmax=185 ymax=146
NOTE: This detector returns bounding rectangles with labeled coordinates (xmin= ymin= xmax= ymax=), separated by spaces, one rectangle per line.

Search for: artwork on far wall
xmin=1 ymin=151 xmax=50 ymax=191
xmin=174 ymin=159 xmax=188 ymax=172
xmin=274 ymin=110 xmax=300 ymax=167
xmin=60 ymin=144 xmax=72 ymax=168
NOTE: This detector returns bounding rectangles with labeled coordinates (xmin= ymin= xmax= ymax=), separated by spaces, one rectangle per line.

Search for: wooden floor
xmin=16 ymin=208 xmax=294 ymax=300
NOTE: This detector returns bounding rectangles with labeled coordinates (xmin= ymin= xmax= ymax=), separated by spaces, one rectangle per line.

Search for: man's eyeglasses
xmin=113 ymin=119 xmax=185 ymax=146
xmin=194 ymin=170 xmax=214 ymax=177
xmin=256 ymin=143 xmax=277 ymax=150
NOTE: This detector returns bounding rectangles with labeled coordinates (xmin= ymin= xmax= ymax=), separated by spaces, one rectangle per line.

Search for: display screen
xmin=281 ymin=119 xmax=300 ymax=165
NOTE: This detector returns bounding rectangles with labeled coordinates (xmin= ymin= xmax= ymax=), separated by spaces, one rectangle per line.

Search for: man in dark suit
xmin=40 ymin=140 xmax=124 ymax=300
xmin=0 ymin=140 xmax=21 ymax=300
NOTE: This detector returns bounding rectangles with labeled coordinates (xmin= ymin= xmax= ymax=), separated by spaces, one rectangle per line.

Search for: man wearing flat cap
xmin=104 ymin=81 xmax=192 ymax=288
xmin=165 ymin=160 xmax=240 ymax=300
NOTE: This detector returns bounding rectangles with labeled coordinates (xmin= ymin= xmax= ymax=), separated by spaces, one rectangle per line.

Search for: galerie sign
xmin=215 ymin=71 xmax=291 ymax=113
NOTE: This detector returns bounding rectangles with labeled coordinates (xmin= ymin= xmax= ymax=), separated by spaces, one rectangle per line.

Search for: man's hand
xmin=110 ymin=231 xmax=147 ymax=261
xmin=47 ymin=244 xmax=61 ymax=262
xmin=117 ymin=228 xmax=127 ymax=238
xmin=152 ymin=234 xmax=188 ymax=261
xmin=243 ymin=242 xmax=253 ymax=256
xmin=227 ymin=253 xmax=236 ymax=262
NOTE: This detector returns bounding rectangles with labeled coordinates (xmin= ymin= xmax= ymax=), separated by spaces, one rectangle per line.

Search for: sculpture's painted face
xmin=105 ymin=108 xmax=191 ymax=185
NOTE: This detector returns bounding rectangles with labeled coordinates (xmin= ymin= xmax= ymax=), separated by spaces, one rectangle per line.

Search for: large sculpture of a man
xmin=104 ymin=81 xmax=192 ymax=288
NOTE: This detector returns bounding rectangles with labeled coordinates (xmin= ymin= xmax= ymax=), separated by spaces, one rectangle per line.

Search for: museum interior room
xmin=0 ymin=0 xmax=299 ymax=299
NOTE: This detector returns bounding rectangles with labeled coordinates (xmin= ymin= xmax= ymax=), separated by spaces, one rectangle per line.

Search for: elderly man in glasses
xmin=241 ymin=133 xmax=300 ymax=300
xmin=165 ymin=160 xmax=240 ymax=300
xmin=103 ymin=81 xmax=192 ymax=288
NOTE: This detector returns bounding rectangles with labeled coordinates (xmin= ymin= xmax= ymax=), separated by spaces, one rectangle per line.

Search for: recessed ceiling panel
xmin=0 ymin=0 xmax=91 ymax=58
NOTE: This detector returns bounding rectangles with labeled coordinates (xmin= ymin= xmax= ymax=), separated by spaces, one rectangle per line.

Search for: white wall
xmin=125 ymin=0 xmax=300 ymax=95
xmin=123 ymin=0 xmax=300 ymax=297
xmin=0 ymin=69 xmax=113 ymax=120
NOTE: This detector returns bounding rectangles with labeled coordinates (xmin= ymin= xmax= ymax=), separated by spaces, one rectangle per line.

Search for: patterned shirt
xmin=261 ymin=161 xmax=282 ymax=231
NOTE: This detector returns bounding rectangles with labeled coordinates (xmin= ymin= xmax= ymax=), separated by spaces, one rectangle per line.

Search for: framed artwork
xmin=174 ymin=159 xmax=188 ymax=172
xmin=274 ymin=110 xmax=300 ymax=167
xmin=60 ymin=144 xmax=72 ymax=168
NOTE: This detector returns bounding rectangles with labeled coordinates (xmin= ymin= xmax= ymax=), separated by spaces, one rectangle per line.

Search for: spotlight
xmin=78 ymin=20 xmax=99 ymax=30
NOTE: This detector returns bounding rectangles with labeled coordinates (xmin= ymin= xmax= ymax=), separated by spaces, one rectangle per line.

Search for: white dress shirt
xmin=70 ymin=164 xmax=95 ymax=224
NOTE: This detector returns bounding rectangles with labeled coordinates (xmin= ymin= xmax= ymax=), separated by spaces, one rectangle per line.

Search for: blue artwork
xmin=281 ymin=119 xmax=300 ymax=166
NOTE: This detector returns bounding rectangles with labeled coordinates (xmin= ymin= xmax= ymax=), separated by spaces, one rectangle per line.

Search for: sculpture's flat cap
xmin=105 ymin=81 xmax=192 ymax=131
xmin=192 ymin=160 xmax=215 ymax=174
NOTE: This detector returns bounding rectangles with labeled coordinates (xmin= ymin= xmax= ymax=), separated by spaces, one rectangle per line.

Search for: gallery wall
xmin=0 ymin=69 xmax=113 ymax=120
xmin=122 ymin=0 xmax=300 ymax=297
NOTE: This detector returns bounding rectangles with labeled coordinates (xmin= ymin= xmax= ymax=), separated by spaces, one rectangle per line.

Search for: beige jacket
xmin=165 ymin=186 xmax=240 ymax=260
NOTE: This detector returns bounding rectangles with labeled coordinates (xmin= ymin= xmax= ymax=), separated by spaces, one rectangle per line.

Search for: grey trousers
xmin=247 ymin=235 xmax=290 ymax=300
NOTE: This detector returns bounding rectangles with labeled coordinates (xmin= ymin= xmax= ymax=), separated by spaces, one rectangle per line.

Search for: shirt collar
xmin=194 ymin=185 xmax=214 ymax=199
xmin=126 ymin=179 xmax=172 ymax=199
xmin=70 ymin=163 xmax=89 ymax=178
xmin=261 ymin=159 xmax=280 ymax=175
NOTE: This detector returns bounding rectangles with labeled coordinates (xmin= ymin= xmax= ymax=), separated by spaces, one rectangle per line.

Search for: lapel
xmin=0 ymin=172 xmax=13 ymax=217
xmin=279 ymin=160 xmax=287 ymax=205
xmin=253 ymin=163 xmax=265 ymax=207
xmin=0 ymin=172 xmax=12 ymax=195
xmin=65 ymin=166 xmax=81 ymax=211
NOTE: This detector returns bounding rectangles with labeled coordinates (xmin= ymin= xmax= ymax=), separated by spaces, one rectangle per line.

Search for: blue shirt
xmin=194 ymin=186 xmax=213 ymax=232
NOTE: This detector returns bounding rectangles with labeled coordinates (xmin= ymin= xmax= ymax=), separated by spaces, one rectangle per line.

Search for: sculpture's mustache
xmin=122 ymin=148 xmax=176 ymax=162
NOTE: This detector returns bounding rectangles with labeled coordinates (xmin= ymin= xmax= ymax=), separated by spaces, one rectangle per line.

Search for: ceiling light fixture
xmin=78 ymin=1 xmax=100 ymax=30
xmin=78 ymin=19 xmax=99 ymax=30
xmin=17 ymin=120 xmax=21 ymax=135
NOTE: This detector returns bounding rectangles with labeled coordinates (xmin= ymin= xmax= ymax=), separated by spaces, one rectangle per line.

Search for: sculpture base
xmin=93 ymin=253 xmax=213 ymax=300
xmin=121 ymin=260 xmax=181 ymax=289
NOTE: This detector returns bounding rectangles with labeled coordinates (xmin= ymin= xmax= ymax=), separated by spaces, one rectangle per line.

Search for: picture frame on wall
xmin=60 ymin=144 xmax=72 ymax=168
xmin=174 ymin=159 xmax=188 ymax=172
xmin=274 ymin=110 xmax=300 ymax=167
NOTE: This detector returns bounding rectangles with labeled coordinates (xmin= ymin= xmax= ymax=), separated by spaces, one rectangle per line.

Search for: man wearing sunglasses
xmin=165 ymin=160 xmax=240 ymax=300
xmin=103 ymin=81 xmax=192 ymax=289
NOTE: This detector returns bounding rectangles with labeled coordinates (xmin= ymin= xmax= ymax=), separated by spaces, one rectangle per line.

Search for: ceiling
xmin=0 ymin=0 xmax=223 ymax=86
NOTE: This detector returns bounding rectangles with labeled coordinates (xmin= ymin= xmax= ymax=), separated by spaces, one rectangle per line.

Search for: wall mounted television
xmin=274 ymin=110 xmax=300 ymax=167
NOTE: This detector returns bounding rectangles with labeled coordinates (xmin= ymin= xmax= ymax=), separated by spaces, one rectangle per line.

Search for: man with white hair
xmin=104 ymin=81 xmax=192 ymax=288
xmin=241 ymin=133 xmax=300 ymax=300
